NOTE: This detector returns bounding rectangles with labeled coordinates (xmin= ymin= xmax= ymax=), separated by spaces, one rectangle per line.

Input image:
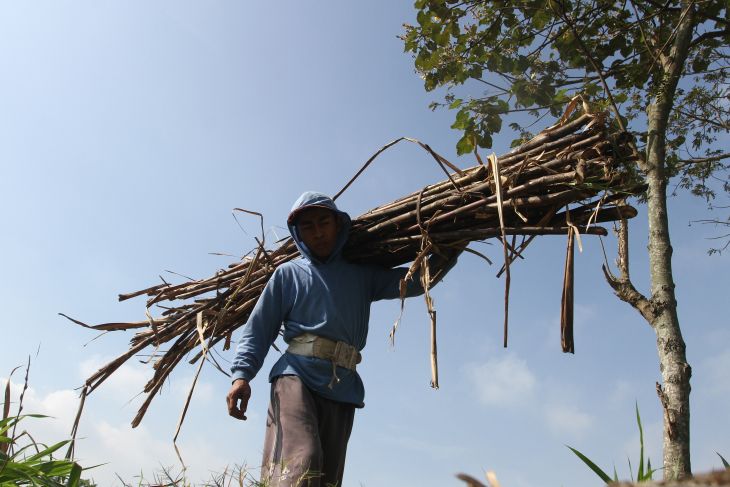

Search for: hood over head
xmin=287 ymin=191 xmax=352 ymax=264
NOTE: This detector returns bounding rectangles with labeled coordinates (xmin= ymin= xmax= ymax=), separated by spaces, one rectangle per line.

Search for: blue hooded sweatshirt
xmin=230 ymin=191 xmax=435 ymax=407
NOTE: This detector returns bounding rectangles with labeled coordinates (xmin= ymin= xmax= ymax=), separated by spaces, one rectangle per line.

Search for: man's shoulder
xmin=276 ymin=257 xmax=383 ymax=277
xmin=275 ymin=257 xmax=310 ymax=276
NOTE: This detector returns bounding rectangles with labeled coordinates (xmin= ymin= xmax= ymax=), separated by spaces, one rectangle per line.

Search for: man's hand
xmin=227 ymin=379 xmax=251 ymax=420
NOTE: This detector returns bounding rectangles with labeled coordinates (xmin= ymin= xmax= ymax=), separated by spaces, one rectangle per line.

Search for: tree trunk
xmin=643 ymin=1 xmax=696 ymax=479
xmin=644 ymin=126 xmax=692 ymax=479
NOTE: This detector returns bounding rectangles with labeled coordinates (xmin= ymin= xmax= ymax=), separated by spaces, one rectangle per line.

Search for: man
xmin=226 ymin=191 xmax=461 ymax=487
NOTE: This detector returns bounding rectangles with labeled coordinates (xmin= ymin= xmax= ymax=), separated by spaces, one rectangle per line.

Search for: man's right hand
xmin=227 ymin=379 xmax=251 ymax=420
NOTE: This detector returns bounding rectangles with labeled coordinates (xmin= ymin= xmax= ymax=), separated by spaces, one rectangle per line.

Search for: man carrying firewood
xmin=226 ymin=191 xmax=463 ymax=487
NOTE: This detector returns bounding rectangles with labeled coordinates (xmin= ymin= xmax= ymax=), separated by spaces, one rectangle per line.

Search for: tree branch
xmin=473 ymin=77 xmax=510 ymax=93
xmin=602 ymin=217 xmax=656 ymax=325
xmin=642 ymin=0 xmax=681 ymax=13
xmin=693 ymin=10 xmax=730 ymax=27
xmin=675 ymin=107 xmax=730 ymax=130
xmin=629 ymin=0 xmax=661 ymax=64
xmin=690 ymin=28 xmax=730 ymax=48
xmin=654 ymin=1 xmax=696 ymax=72
xmin=677 ymin=153 xmax=730 ymax=165
xmin=551 ymin=0 xmax=628 ymax=132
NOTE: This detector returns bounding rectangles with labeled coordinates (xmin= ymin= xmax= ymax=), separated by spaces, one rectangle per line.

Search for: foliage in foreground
xmin=568 ymin=404 xmax=657 ymax=484
xmin=0 ymin=414 xmax=84 ymax=486
xmin=3 ymin=364 xmax=289 ymax=487
xmin=569 ymin=404 xmax=730 ymax=484
xmin=2 ymin=367 xmax=86 ymax=486
xmin=109 ymin=464 xmax=267 ymax=487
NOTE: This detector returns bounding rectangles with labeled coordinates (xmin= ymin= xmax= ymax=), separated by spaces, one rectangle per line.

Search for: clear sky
xmin=1 ymin=2 xmax=728 ymax=487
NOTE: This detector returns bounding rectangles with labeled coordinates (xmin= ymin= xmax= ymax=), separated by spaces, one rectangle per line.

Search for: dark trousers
xmin=261 ymin=375 xmax=356 ymax=487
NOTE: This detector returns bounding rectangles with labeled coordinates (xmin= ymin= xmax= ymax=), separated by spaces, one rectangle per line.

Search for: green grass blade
xmin=567 ymin=446 xmax=614 ymax=484
xmin=646 ymin=457 xmax=655 ymax=481
xmin=35 ymin=459 xmax=77 ymax=477
xmin=11 ymin=442 xmax=45 ymax=460
xmin=26 ymin=440 xmax=71 ymax=464
xmin=1 ymin=414 xmax=49 ymax=436
xmin=717 ymin=452 xmax=730 ymax=469
xmin=627 ymin=456 xmax=634 ymax=482
xmin=66 ymin=463 xmax=82 ymax=487
xmin=636 ymin=402 xmax=645 ymax=481
xmin=0 ymin=459 xmax=47 ymax=483
xmin=0 ymin=417 xmax=20 ymax=436
xmin=2 ymin=377 xmax=11 ymax=423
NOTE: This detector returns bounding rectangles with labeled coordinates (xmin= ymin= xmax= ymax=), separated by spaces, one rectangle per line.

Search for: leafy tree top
xmin=402 ymin=0 xmax=729 ymax=204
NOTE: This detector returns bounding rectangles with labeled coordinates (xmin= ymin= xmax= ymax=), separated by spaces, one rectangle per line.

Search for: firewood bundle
xmin=64 ymin=107 xmax=642 ymax=432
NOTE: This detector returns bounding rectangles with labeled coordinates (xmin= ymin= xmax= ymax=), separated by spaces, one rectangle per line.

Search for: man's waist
xmin=286 ymin=333 xmax=361 ymax=371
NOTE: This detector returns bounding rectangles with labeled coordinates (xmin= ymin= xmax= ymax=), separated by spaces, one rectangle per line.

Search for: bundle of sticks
xmin=63 ymin=107 xmax=641 ymax=433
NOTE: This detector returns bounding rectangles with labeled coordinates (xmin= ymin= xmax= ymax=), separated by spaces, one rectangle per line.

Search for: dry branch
xmin=64 ymin=107 xmax=642 ymax=429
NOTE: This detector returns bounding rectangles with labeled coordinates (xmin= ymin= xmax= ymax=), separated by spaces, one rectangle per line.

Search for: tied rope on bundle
xmin=61 ymin=103 xmax=643 ymax=442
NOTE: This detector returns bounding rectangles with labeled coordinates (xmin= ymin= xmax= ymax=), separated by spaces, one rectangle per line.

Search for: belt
xmin=286 ymin=333 xmax=361 ymax=389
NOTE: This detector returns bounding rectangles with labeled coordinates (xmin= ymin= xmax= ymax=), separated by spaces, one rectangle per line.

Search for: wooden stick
xmin=66 ymin=105 xmax=644 ymax=430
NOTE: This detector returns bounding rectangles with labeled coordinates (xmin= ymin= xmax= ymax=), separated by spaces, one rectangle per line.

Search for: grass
xmin=108 ymin=464 xmax=268 ymax=487
xmin=2 ymin=363 xmax=87 ymax=486
xmin=567 ymin=403 xmax=657 ymax=484
xmin=569 ymin=404 xmax=730 ymax=484
xmin=1 ymin=363 xmax=319 ymax=487
xmin=108 ymin=464 xmax=345 ymax=487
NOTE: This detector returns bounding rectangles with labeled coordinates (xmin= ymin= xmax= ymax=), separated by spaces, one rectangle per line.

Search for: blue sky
xmin=1 ymin=2 xmax=728 ymax=486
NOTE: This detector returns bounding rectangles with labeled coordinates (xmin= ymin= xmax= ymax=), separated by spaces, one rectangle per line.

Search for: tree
xmin=403 ymin=0 xmax=729 ymax=480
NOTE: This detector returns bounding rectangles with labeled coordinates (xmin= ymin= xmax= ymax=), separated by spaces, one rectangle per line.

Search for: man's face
xmin=296 ymin=207 xmax=340 ymax=260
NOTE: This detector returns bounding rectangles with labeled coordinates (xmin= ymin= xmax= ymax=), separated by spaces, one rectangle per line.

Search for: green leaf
xmin=451 ymin=109 xmax=470 ymax=130
xmin=532 ymin=9 xmax=550 ymax=29
xmin=456 ymin=134 xmax=474 ymax=155
xmin=628 ymin=456 xmax=634 ymax=482
xmin=1 ymin=414 xmax=50 ymax=436
xmin=484 ymin=114 xmax=502 ymax=134
xmin=414 ymin=51 xmax=430 ymax=71
xmin=476 ymin=132 xmax=493 ymax=149
xmin=567 ymin=446 xmax=614 ymax=484
xmin=646 ymin=457 xmax=655 ymax=481
xmin=718 ymin=452 xmax=730 ymax=469
xmin=516 ymin=55 xmax=530 ymax=72
xmin=585 ymin=83 xmax=602 ymax=97
xmin=66 ymin=463 xmax=82 ymax=487
xmin=35 ymin=460 xmax=72 ymax=475
xmin=66 ymin=463 xmax=83 ymax=487
xmin=449 ymin=98 xmax=463 ymax=109
xmin=26 ymin=440 xmax=71 ymax=464
xmin=614 ymin=92 xmax=628 ymax=104
xmin=692 ymin=55 xmax=710 ymax=73
xmin=636 ymin=402 xmax=646 ymax=481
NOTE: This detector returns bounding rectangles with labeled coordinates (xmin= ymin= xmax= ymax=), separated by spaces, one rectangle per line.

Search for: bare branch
xmin=677 ymin=153 xmax=730 ymax=165
xmin=602 ymin=218 xmax=656 ymax=325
